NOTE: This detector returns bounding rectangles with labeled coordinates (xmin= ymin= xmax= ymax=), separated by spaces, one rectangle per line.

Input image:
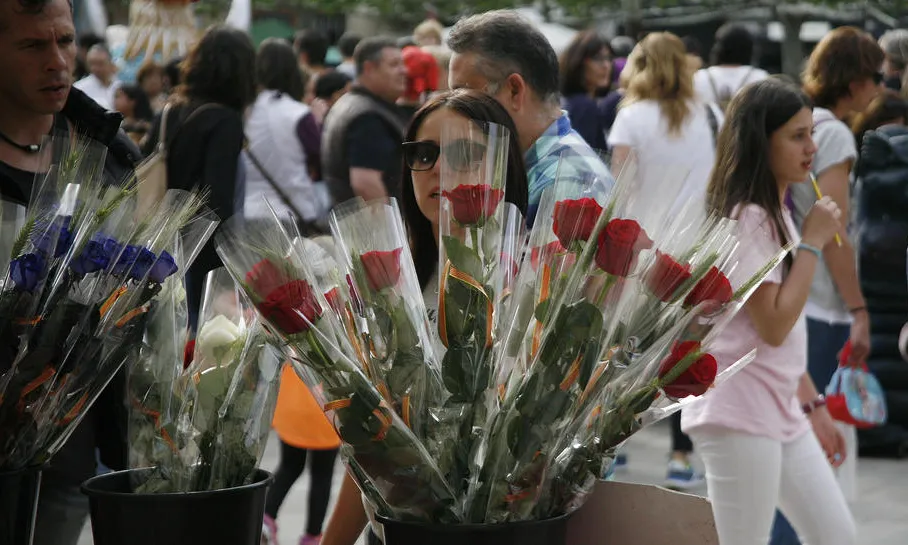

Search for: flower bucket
xmin=376 ymin=512 xmax=572 ymax=545
xmin=81 ymin=468 xmax=272 ymax=545
xmin=0 ymin=466 xmax=42 ymax=545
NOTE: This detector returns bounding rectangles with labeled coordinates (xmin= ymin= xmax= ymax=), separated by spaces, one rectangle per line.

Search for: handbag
xmin=134 ymin=103 xmax=222 ymax=216
xmin=825 ymin=340 xmax=888 ymax=428
xmin=244 ymin=144 xmax=326 ymax=237
xmin=134 ymin=103 xmax=171 ymax=217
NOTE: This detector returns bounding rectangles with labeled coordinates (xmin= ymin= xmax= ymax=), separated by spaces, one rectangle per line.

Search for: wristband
xmin=802 ymin=394 xmax=827 ymax=415
xmin=798 ymin=242 xmax=823 ymax=259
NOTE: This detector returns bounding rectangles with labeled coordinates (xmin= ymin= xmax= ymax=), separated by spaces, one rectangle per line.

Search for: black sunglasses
xmin=873 ymin=71 xmax=885 ymax=85
xmin=402 ymin=139 xmax=487 ymax=172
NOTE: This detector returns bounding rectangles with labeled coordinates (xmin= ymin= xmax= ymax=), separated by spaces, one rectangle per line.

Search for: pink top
xmin=681 ymin=204 xmax=810 ymax=442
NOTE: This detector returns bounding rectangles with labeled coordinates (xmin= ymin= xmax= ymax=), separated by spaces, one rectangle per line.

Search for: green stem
xmin=595 ymin=274 xmax=616 ymax=306
xmin=470 ymin=226 xmax=480 ymax=255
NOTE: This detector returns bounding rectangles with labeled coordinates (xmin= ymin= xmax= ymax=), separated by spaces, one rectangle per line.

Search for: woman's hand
xmin=801 ymin=196 xmax=842 ymax=249
xmin=810 ymin=406 xmax=847 ymax=468
xmin=843 ymin=309 xmax=871 ymax=365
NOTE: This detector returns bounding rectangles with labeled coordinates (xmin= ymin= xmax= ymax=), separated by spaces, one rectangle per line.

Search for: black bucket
xmin=81 ymin=468 xmax=272 ymax=545
xmin=0 ymin=466 xmax=43 ymax=545
xmin=376 ymin=512 xmax=572 ymax=545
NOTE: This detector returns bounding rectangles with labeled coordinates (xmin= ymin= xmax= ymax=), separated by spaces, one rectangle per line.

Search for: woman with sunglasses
xmin=770 ymin=27 xmax=884 ymax=545
xmin=321 ymin=88 xmax=528 ymax=545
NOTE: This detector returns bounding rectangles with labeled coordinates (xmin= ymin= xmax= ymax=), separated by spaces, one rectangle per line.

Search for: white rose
xmin=196 ymin=314 xmax=241 ymax=362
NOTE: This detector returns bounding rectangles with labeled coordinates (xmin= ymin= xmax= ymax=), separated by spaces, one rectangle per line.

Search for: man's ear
xmin=502 ymin=73 xmax=529 ymax=112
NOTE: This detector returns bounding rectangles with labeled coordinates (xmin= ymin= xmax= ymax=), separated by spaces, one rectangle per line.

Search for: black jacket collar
xmin=61 ymin=87 xmax=125 ymax=146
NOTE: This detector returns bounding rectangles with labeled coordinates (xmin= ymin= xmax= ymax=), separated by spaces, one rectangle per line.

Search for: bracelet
xmin=798 ymin=242 xmax=823 ymax=259
xmin=849 ymin=306 xmax=867 ymax=315
xmin=802 ymin=394 xmax=827 ymax=415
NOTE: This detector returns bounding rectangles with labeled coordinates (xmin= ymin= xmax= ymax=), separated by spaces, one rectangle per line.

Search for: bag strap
xmin=155 ymin=103 xmax=170 ymax=155
xmin=706 ymin=69 xmax=722 ymax=104
xmin=245 ymin=142 xmax=319 ymax=233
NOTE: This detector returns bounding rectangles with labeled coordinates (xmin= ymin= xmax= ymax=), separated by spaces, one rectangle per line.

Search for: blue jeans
xmin=770 ymin=317 xmax=850 ymax=545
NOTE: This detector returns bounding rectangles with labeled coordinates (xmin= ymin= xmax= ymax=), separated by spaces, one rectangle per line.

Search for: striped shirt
xmin=524 ymin=113 xmax=614 ymax=226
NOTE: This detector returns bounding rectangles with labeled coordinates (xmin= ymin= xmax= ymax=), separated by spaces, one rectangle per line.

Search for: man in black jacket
xmin=0 ymin=1 xmax=140 ymax=543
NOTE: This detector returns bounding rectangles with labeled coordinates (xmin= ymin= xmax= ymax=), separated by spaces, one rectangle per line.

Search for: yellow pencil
xmin=809 ymin=173 xmax=843 ymax=247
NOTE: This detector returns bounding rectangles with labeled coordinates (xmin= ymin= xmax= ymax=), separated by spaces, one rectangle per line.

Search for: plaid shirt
xmin=524 ymin=113 xmax=614 ymax=226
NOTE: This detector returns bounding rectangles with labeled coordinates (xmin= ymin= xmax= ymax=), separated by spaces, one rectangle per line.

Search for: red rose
xmin=658 ymin=341 xmax=718 ymax=399
xmin=324 ymin=287 xmax=344 ymax=314
xmin=594 ymin=219 xmax=653 ymax=277
xmin=684 ymin=266 xmax=733 ymax=308
xmin=442 ymin=184 xmax=504 ymax=225
xmin=245 ymin=259 xmax=290 ymax=298
xmin=360 ymin=248 xmax=403 ymax=291
xmin=530 ymin=241 xmax=565 ymax=272
xmin=257 ymin=280 xmax=323 ymax=334
xmin=183 ymin=339 xmax=196 ymax=369
xmin=645 ymin=252 xmax=692 ymax=302
xmin=552 ymin=198 xmax=603 ymax=248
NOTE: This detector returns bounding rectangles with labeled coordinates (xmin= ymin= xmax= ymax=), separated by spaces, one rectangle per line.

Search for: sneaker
xmin=664 ymin=459 xmax=705 ymax=490
xmin=261 ymin=514 xmax=278 ymax=545
xmin=300 ymin=535 xmax=322 ymax=545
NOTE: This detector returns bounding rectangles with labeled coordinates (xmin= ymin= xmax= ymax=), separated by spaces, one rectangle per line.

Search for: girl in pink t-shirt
xmin=681 ymin=78 xmax=857 ymax=545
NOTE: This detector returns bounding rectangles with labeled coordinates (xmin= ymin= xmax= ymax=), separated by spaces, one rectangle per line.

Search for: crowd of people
xmin=0 ymin=1 xmax=906 ymax=544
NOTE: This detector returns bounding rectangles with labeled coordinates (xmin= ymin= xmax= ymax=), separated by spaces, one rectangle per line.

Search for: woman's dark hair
xmin=803 ymin=26 xmax=884 ymax=109
xmin=176 ymin=26 xmax=256 ymax=111
xmin=315 ymin=70 xmax=352 ymax=100
xmin=117 ymin=84 xmax=154 ymax=122
xmin=707 ymin=77 xmax=812 ymax=252
xmin=164 ymin=57 xmax=183 ymax=89
xmin=402 ymin=89 xmax=529 ymax=289
xmin=851 ymin=89 xmax=908 ymax=147
xmin=710 ymin=24 xmax=755 ymax=66
xmin=560 ymin=30 xmax=612 ymax=96
xmin=256 ymin=37 xmax=304 ymax=100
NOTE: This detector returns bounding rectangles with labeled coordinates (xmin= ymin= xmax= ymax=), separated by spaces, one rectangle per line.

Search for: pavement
xmin=78 ymin=421 xmax=908 ymax=545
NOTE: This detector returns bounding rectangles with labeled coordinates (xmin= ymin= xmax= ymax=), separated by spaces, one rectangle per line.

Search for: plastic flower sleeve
xmin=127 ymin=234 xmax=192 ymax=475
xmin=214 ymin=211 xmax=460 ymax=522
xmin=0 ymin=201 xmax=27 ymax=288
xmin=329 ymin=197 xmax=443 ymax=441
xmin=435 ymin=119 xmax=511 ymax=497
xmin=0 ymin=187 xmax=214 ymax=471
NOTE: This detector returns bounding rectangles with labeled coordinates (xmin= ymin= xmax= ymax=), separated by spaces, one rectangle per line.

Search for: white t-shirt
xmin=693 ymin=65 xmax=769 ymax=106
xmin=607 ymin=99 xmax=718 ymax=216
xmin=73 ymin=75 xmax=120 ymax=110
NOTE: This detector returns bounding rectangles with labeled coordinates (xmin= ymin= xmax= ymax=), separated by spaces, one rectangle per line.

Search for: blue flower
xmin=112 ymin=244 xmax=139 ymax=276
xmin=129 ymin=248 xmax=157 ymax=281
xmin=34 ymin=217 xmax=73 ymax=258
xmin=148 ymin=251 xmax=179 ymax=283
xmin=9 ymin=253 xmax=45 ymax=292
xmin=69 ymin=240 xmax=111 ymax=275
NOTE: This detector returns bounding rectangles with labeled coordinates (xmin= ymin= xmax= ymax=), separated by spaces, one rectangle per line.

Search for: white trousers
xmin=690 ymin=430 xmax=856 ymax=545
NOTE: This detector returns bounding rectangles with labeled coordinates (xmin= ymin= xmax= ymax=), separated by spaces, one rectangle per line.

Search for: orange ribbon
xmin=14 ymin=316 xmax=42 ymax=326
xmin=402 ymin=395 xmax=411 ymax=428
xmin=114 ymin=304 xmax=149 ymax=328
xmin=100 ymin=285 xmax=128 ymax=317
xmin=324 ymin=398 xmax=352 ymax=411
xmin=19 ymin=367 xmax=56 ymax=407
xmin=59 ymin=393 xmax=88 ymax=425
xmin=531 ymin=263 xmax=552 ymax=358
xmin=587 ymin=405 xmax=602 ymax=430
xmin=559 ymin=353 xmax=582 ymax=391
xmin=130 ymin=398 xmax=178 ymax=452
xmin=437 ymin=260 xmax=493 ymax=349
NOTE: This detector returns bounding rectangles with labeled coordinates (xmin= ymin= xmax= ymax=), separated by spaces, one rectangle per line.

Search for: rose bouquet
xmin=213 ymin=149 xmax=793 ymax=531
xmin=132 ymin=267 xmax=281 ymax=493
xmin=215 ymin=211 xmax=459 ymax=522
xmin=328 ymin=198 xmax=443 ymax=442
xmin=126 ymin=222 xmax=217 ymax=476
xmin=0 ymin=133 xmax=214 ymax=471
